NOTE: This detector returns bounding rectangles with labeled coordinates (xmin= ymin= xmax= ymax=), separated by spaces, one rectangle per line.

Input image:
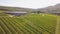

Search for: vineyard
xmin=0 ymin=12 xmax=59 ymax=34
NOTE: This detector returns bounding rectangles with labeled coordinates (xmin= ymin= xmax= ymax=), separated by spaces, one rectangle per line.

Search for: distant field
xmin=0 ymin=12 xmax=60 ymax=34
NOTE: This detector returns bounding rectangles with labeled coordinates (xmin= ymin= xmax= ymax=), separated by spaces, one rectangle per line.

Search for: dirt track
xmin=55 ymin=16 xmax=60 ymax=34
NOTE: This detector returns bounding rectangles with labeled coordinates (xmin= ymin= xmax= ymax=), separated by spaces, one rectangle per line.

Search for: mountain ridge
xmin=0 ymin=3 xmax=60 ymax=14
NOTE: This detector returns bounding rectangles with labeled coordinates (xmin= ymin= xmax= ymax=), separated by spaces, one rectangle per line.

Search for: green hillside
xmin=0 ymin=13 xmax=60 ymax=34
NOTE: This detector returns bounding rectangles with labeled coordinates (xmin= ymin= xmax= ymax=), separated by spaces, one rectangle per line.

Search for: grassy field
xmin=0 ymin=12 xmax=60 ymax=34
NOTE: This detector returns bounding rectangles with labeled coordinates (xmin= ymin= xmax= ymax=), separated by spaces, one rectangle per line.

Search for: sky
xmin=0 ymin=0 xmax=60 ymax=9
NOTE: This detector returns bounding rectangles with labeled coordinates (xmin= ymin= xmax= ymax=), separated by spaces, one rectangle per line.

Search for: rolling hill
xmin=0 ymin=6 xmax=35 ymax=12
xmin=37 ymin=3 xmax=60 ymax=15
xmin=0 ymin=3 xmax=60 ymax=15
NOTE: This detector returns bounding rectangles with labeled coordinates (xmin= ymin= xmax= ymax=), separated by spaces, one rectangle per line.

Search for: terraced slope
xmin=0 ymin=13 xmax=58 ymax=34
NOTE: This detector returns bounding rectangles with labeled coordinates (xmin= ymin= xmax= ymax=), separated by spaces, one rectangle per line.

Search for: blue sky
xmin=0 ymin=0 xmax=60 ymax=9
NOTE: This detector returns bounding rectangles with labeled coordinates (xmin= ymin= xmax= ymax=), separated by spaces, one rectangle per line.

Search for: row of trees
xmin=32 ymin=11 xmax=44 ymax=14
